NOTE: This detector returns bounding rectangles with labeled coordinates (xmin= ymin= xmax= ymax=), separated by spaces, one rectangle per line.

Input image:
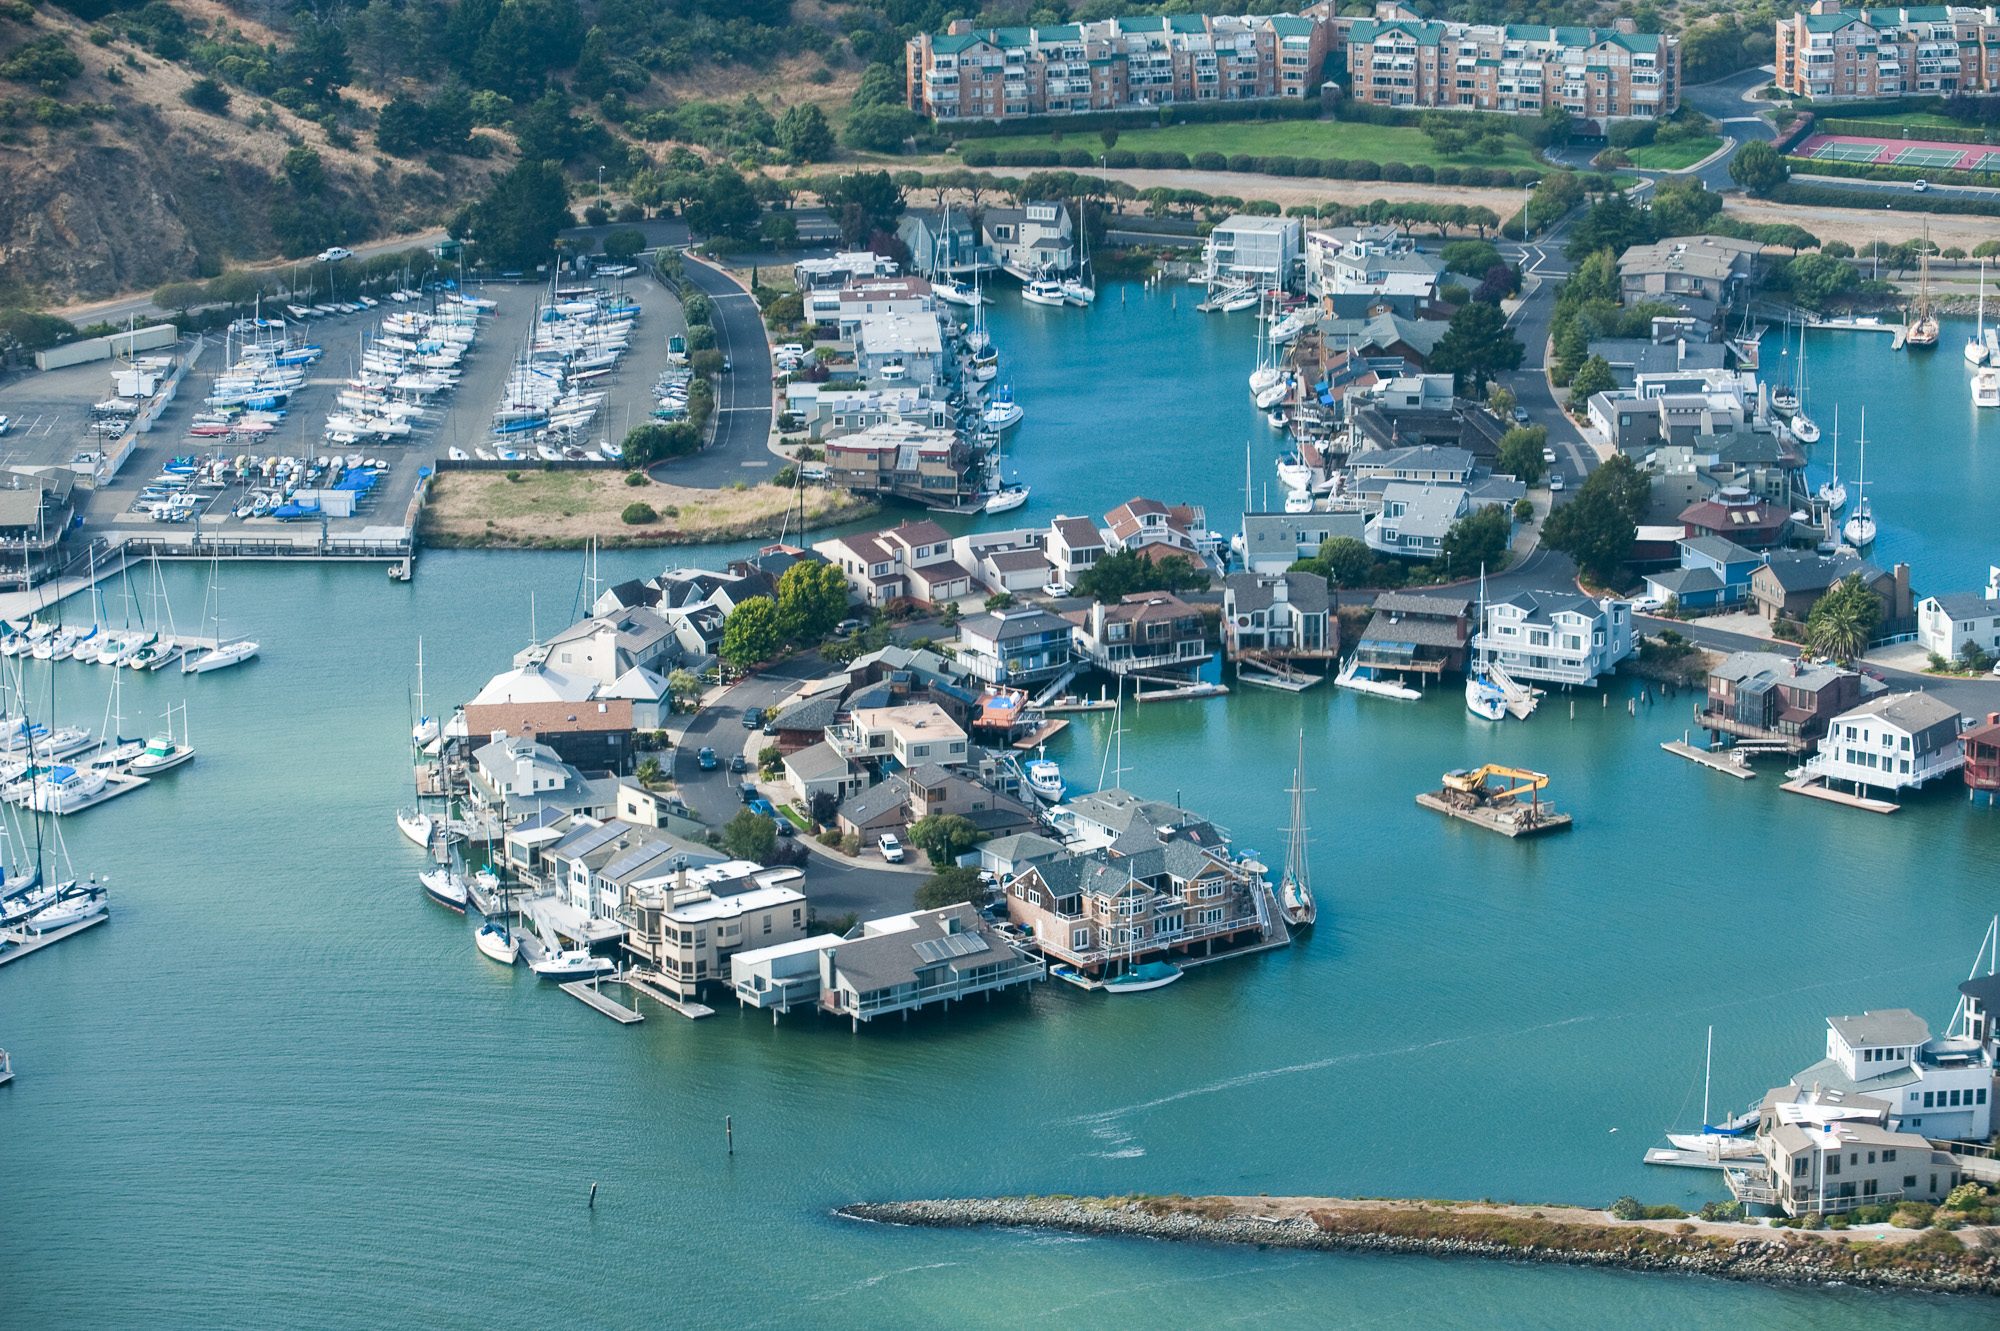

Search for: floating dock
xmin=620 ymin=970 xmax=716 ymax=1020
xmin=1134 ymin=682 xmax=1228 ymax=703
xmin=560 ymin=978 xmax=643 ymax=1024
xmin=1644 ymin=1146 xmax=1752 ymax=1171
xmin=1416 ymin=791 xmax=1572 ymax=837
xmin=1041 ymin=698 xmax=1117 ymax=714
xmin=1010 ymin=718 xmax=1071 ymax=749
xmin=0 ymin=911 xmax=108 ymax=966
xmin=1235 ymin=667 xmax=1323 ymax=692
xmin=42 ymin=772 xmax=148 ymax=815
xmin=1781 ymin=774 xmax=1899 ymax=813
xmin=1662 ymin=740 xmax=1756 ymax=780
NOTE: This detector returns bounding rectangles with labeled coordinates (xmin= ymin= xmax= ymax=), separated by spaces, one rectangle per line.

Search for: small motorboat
xmin=475 ymin=921 xmax=518 ymax=964
xmin=1021 ymin=280 xmax=1067 ymax=307
xmin=981 ymin=386 xmax=1023 ymax=430
xmin=530 ymin=948 xmax=614 ymax=979
xmin=1024 ymin=757 xmax=1065 ymax=803
xmin=1102 ymin=961 xmax=1183 ymax=993
xmin=420 ymin=867 xmax=469 ymax=913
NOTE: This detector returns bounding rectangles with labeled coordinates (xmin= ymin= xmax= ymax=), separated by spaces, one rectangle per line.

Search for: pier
xmin=1643 ymin=1146 xmax=1744 ymax=1171
xmin=0 ymin=911 xmax=108 ymax=966
xmin=1780 ymin=774 xmax=1900 ymax=814
xmin=620 ymin=970 xmax=716 ymax=1020
xmin=1661 ymin=740 xmax=1756 ymax=780
xmin=560 ymin=978 xmax=644 ymax=1024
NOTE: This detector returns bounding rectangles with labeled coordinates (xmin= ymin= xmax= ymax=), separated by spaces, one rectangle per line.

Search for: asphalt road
xmin=670 ymin=658 xmax=921 ymax=923
xmin=652 ymin=257 xmax=777 ymax=488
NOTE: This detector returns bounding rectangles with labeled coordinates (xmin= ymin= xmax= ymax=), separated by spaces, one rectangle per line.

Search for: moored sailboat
xmin=1278 ymin=731 xmax=1316 ymax=928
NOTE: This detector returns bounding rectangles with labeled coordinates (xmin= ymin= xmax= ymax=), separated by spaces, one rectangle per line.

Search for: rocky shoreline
xmin=838 ymin=1195 xmax=2000 ymax=1297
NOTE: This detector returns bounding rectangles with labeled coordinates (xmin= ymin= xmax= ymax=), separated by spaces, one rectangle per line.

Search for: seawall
xmin=837 ymin=1195 xmax=2000 ymax=1297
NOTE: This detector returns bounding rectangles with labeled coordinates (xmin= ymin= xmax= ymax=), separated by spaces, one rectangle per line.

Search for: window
xmin=1905 ymin=1174 xmax=1919 ymax=1188
xmin=1072 ymin=927 xmax=1091 ymax=949
xmin=1198 ymin=882 xmax=1226 ymax=898
xmin=1197 ymin=907 xmax=1224 ymax=925
xmin=1883 ymin=1149 xmax=1897 ymax=1162
xmin=1924 ymin=1091 xmax=1934 ymax=1107
xmin=1826 ymin=1154 xmax=1840 ymax=1174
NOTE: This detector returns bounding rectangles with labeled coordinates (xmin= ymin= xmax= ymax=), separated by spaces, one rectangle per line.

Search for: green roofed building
xmin=1776 ymin=1 xmax=2000 ymax=101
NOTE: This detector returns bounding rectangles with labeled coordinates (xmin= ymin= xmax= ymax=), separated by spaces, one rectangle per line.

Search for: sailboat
xmin=420 ymin=861 xmax=470 ymax=912
xmin=1664 ymin=1026 xmax=1761 ymax=1157
xmin=1278 ymin=731 xmax=1316 ymax=928
xmin=1249 ymin=291 xmax=1282 ymax=394
xmin=181 ymin=555 xmax=259 ymax=674
xmin=967 ymin=272 xmax=998 ymax=381
xmin=1466 ymin=567 xmax=1537 ymax=720
xmin=1908 ymin=226 xmax=1940 ymax=347
xmin=1969 ymin=259 xmax=1991 ymax=365
xmin=1816 ymin=405 xmax=1847 ymax=512
xmin=1061 ymin=201 xmax=1096 ymax=306
xmin=980 ymin=428 xmax=1030 ymax=514
xmin=411 ymin=639 xmax=439 ymax=747
xmin=1769 ymin=315 xmax=1798 ymax=414
xmin=476 ymin=916 xmax=518 ymax=964
xmin=1842 ymin=407 xmax=1876 ymax=548
xmin=1789 ymin=335 xmax=1819 ymax=444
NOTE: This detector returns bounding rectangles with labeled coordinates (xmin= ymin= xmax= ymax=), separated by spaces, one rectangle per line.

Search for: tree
xmin=1540 ymin=453 xmax=1648 ymax=586
xmin=775 ymin=103 xmax=834 ymax=162
xmin=1564 ymin=191 xmax=1650 ymax=263
xmin=1780 ymin=252 xmax=1859 ymax=310
xmin=721 ymin=596 xmax=783 ymax=669
xmin=1320 ymin=536 xmax=1374 ymax=589
xmin=152 ymin=282 xmax=208 ymax=317
xmin=1442 ymin=504 xmax=1512 ymax=579
xmin=1099 ymin=127 xmax=1118 ymax=150
xmin=914 ymin=864 xmax=985 ymax=912
xmin=1497 ymin=425 xmax=1547 ymax=486
xmin=761 ymin=213 xmax=799 ymax=248
xmin=686 ymin=166 xmax=760 ymax=241
xmin=1567 ymin=354 xmax=1618 ymax=407
xmin=286 ymin=15 xmax=352 ymax=100
xmin=1728 ymin=140 xmax=1788 ymax=196
xmin=1805 ymin=574 xmax=1883 ymax=663
xmin=667 ymin=668 xmax=700 ymax=703
xmin=1430 ymin=301 xmax=1523 ymax=395
xmin=467 ymin=159 xmax=570 ymax=269
xmin=1072 ymin=549 xmax=1209 ymax=602
xmin=602 ymin=227 xmax=646 ymax=260
xmin=1487 ymin=386 xmax=1516 ymax=420
xmin=824 ymin=171 xmax=905 ymax=247
xmin=907 ymin=813 xmax=981 ymax=868
xmin=842 ymin=103 xmax=923 ymax=154
xmin=181 ymin=77 xmax=231 ymax=115
xmin=374 ymin=94 xmax=429 ymax=156
xmin=776 ymin=559 xmax=850 ymax=641
xmin=723 ymin=809 xmax=777 ymax=864
xmin=622 ymin=422 xmax=698 ymax=467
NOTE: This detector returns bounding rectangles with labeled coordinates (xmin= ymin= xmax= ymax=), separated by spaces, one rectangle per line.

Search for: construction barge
xmin=1417 ymin=765 xmax=1572 ymax=838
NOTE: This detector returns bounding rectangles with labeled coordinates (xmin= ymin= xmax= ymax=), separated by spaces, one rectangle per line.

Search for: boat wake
xmin=804 ymin=1261 xmax=960 ymax=1302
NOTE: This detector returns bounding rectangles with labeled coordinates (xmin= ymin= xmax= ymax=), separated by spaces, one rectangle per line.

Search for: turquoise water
xmin=4 ymin=304 xmax=2000 ymax=1327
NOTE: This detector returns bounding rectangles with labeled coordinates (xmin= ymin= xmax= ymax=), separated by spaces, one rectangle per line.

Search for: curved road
xmin=654 ymin=257 xmax=777 ymax=487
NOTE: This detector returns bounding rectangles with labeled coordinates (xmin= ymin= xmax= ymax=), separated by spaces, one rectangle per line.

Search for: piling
xmin=727 ymin=1115 xmax=734 ymax=1155
xmin=589 ymin=1182 xmax=597 ymax=1209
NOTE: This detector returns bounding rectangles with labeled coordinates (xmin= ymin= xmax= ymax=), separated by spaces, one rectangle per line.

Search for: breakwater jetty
xmin=838 ymin=1195 xmax=2000 ymax=1297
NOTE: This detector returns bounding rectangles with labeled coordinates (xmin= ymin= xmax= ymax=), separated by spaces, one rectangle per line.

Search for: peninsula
xmin=840 ymin=1194 xmax=2000 ymax=1297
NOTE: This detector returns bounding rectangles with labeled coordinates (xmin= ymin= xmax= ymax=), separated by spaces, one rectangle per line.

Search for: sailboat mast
xmin=1702 ymin=1025 xmax=1713 ymax=1129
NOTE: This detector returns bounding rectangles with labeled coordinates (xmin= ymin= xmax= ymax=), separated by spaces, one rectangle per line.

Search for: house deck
xmin=1780 ymin=775 xmax=1900 ymax=813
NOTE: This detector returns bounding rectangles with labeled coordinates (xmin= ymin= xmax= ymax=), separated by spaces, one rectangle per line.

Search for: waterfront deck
xmin=1780 ymin=774 xmax=1899 ymax=813
xmin=560 ymin=978 xmax=644 ymax=1024
xmin=1416 ymin=791 xmax=1573 ymax=837
xmin=621 ymin=970 xmax=716 ymax=1019
xmin=0 ymin=910 xmax=108 ymax=966
xmin=1662 ymin=740 xmax=1756 ymax=780
xmin=1010 ymin=718 xmax=1071 ymax=749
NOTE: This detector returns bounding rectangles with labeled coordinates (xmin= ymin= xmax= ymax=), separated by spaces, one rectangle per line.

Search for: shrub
xmin=1103 ymin=149 xmax=1136 ymax=168
xmin=625 ymin=472 xmax=649 ymax=487
xmin=1642 ymin=1204 xmax=1687 ymax=1221
xmin=1697 ymin=1200 xmax=1745 ymax=1223
xmin=1192 ymin=151 xmax=1226 ymax=171
xmin=1435 ymin=165 xmax=1461 ymax=185
xmin=621 ymin=501 xmax=658 ymax=525
xmin=1410 ymin=163 xmax=1435 ymax=183
xmin=505 ymin=470 xmax=521 ymax=482
xmin=1609 ymin=1196 xmax=1644 ymax=1221
xmin=839 ymin=831 xmax=861 ymax=856
xmin=181 ymin=77 xmax=231 ymax=116
xmin=1892 ymin=1202 xmax=1936 ymax=1228
xmin=1061 ymin=149 xmax=1092 ymax=167
xmin=1344 ymin=160 xmax=1382 ymax=180
xmin=1382 ymin=161 xmax=1413 ymax=181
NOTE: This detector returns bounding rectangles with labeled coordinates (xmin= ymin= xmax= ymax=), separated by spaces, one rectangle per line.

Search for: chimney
xmin=948 ymin=18 xmax=972 ymax=34
xmin=1894 ymin=563 xmax=1911 ymax=620
xmin=1677 ymin=337 xmax=1686 ymax=366
xmin=1092 ymin=600 xmax=1106 ymax=642
xmin=1273 ymin=576 xmax=1289 ymax=604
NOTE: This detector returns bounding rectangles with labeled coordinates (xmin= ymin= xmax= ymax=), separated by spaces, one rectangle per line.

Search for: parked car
xmin=878 ymin=833 xmax=905 ymax=863
xmin=740 ymin=780 xmax=758 ymax=802
xmin=1628 ymin=594 xmax=1665 ymax=614
xmin=730 ymin=752 xmax=748 ymax=773
xmin=316 ymin=247 xmax=353 ymax=262
xmin=742 ymin=707 xmax=763 ymax=728
xmin=834 ymin=618 xmax=864 ymax=636
xmin=749 ymin=797 xmax=777 ymax=818
xmin=697 ymin=747 xmax=717 ymax=770
xmin=774 ymin=819 xmax=795 ymax=837
xmin=1513 ymin=407 xmax=1532 ymax=425
xmin=762 ymin=718 xmax=779 ymax=735
xmin=1541 ymin=447 xmax=1557 ymax=464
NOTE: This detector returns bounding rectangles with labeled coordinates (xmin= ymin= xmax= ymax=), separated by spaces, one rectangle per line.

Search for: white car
xmin=1629 ymin=595 xmax=1665 ymax=614
xmin=1549 ymin=472 xmax=1565 ymax=492
xmin=1912 ymin=179 xmax=1929 ymax=193
xmin=878 ymin=833 xmax=905 ymax=863
xmin=316 ymin=247 xmax=353 ymax=262
xmin=1042 ymin=582 xmax=1071 ymax=598
xmin=1541 ymin=447 xmax=1557 ymax=463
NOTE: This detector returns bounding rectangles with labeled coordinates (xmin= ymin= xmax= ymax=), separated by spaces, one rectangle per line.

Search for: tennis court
xmin=1890 ymin=145 xmax=1970 ymax=168
xmin=1968 ymin=151 xmax=2000 ymax=173
xmin=1810 ymin=140 xmax=1887 ymax=163
xmin=1798 ymin=133 xmax=1992 ymax=172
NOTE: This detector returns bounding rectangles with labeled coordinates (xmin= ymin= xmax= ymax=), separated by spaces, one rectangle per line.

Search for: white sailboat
xmin=1466 ymin=567 xmax=1536 ymax=720
xmin=411 ymin=639 xmax=438 ymax=747
xmin=1278 ymin=731 xmax=1316 ymax=928
xmin=1816 ymin=405 xmax=1847 ymax=512
xmin=476 ymin=918 xmax=519 ymax=964
xmin=420 ymin=864 xmax=469 ymax=912
xmin=396 ymin=807 xmax=434 ymax=847
xmin=980 ymin=428 xmax=1029 ymax=514
xmin=1969 ymin=259 xmax=1990 ymax=365
xmin=1789 ymin=336 xmax=1819 ymax=443
xmin=1060 ymin=201 xmax=1096 ymax=306
xmin=181 ymin=556 xmax=259 ymax=674
xmin=1842 ymin=407 xmax=1876 ymax=548
xmin=1664 ymin=1026 xmax=1761 ymax=1157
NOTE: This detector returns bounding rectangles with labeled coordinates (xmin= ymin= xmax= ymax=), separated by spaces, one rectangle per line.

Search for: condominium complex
xmin=906 ymin=13 xmax=1332 ymax=120
xmin=1339 ymin=16 xmax=1679 ymax=119
xmin=1775 ymin=3 xmax=2000 ymax=100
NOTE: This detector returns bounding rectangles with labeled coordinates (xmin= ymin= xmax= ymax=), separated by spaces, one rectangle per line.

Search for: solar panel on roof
xmin=912 ymin=932 xmax=990 ymax=962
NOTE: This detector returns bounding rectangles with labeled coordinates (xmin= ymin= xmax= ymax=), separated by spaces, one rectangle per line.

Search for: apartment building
xmin=1776 ymin=2 xmax=2000 ymax=101
xmin=907 ymin=14 xmax=1333 ymax=121
xmin=1343 ymin=17 xmax=1679 ymax=119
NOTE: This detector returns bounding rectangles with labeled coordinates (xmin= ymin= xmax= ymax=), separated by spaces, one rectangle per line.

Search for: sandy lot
xmin=1722 ymin=195 xmax=2000 ymax=254
xmin=421 ymin=468 xmax=871 ymax=546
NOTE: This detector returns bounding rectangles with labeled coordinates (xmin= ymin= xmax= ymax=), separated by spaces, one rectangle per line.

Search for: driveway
xmin=651 ymin=257 xmax=777 ymax=488
xmin=669 ymin=657 xmax=921 ymax=922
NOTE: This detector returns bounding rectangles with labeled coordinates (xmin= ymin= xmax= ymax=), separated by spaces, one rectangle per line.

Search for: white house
xmin=853 ymin=310 xmax=945 ymax=391
xmin=1917 ymin=568 xmax=2000 ymax=662
xmin=1046 ymin=516 xmax=1107 ymax=590
xmin=1783 ymin=1004 xmax=1995 ymax=1143
xmin=1362 ymin=482 xmax=1472 ymax=561
xmin=1473 ymin=590 xmax=1635 ymax=687
xmin=1806 ymin=692 xmax=1966 ymax=795
xmin=1204 ymin=214 xmax=1302 ymax=292
xmin=1305 ymin=223 xmax=1434 ymax=300
xmin=982 ymin=202 xmax=1074 ymax=277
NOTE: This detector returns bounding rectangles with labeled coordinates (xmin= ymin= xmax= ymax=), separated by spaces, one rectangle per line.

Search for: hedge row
xmin=957 ymin=143 xmax=1538 ymax=186
xmin=1817 ymin=116 xmax=1991 ymax=144
xmin=1769 ymin=179 xmax=2000 ymax=218
xmin=1786 ymin=155 xmax=2000 ymax=188
xmin=1792 ymin=94 xmax=1946 ymax=118
xmin=948 ymin=98 xmax=1319 ymax=141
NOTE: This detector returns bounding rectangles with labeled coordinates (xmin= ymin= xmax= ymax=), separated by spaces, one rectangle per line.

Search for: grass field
xmin=1822 ymin=110 xmax=1963 ymax=128
xmin=962 ymin=119 xmax=1545 ymax=172
xmin=1627 ymin=135 xmax=1723 ymax=170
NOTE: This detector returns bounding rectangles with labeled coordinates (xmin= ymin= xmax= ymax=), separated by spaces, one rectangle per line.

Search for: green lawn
xmin=1627 ymin=135 xmax=1723 ymax=170
xmin=962 ymin=119 xmax=1545 ymax=172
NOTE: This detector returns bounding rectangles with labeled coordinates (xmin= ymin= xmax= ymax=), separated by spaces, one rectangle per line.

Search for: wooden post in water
xmin=726 ymin=1115 xmax=734 ymax=1155
xmin=589 ymin=1182 xmax=597 ymax=1209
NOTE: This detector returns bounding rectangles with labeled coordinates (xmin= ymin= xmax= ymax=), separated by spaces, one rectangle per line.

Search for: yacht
xmin=25 ymin=765 xmax=109 ymax=814
xmin=27 ymin=882 xmax=107 ymax=933
xmin=1977 ymin=367 xmax=2000 ymax=410
xmin=933 ymin=279 xmax=978 ymax=307
xmin=475 ymin=921 xmax=519 ymax=964
xmin=1024 ymin=755 xmax=1066 ymax=803
xmin=183 ymin=639 xmax=259 ymax=673
xmin=1790 ymin=412 xmax=1819 ymax=445
xmin=1816 ymin=407 xmax=1847 ymax=512
xmin=420 ymin=866 xmax=469 ymax=913
xmin=1277 ymin=732 xmax=1317 ymax=928
xmin=1334 ymin=655 xmax=1422 ymax=701
xmin=971 ymin=347 xmax=998 ymax=381
xmin=1275 ymin=456 xmax=1314 ymax=492
xmin=982 ymin=481 xmax=1029 ymax=514
xmin=129 ymin=726 xmax=195 ymax=775
xmin=1283 ymin=489 xmax=1315 ymax=515
xmin=1254 ymin=380 xmax=1289 ymax=410
xmin=980 ymin=386 xmax=1023 ymax=430
xmin=1021 ymin=279 xmax=1067 ymax=307
xmin=531 ymin=947 xmax=614 ymax=979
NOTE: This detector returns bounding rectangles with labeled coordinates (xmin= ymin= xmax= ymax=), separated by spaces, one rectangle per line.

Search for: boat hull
xmin=475 ymin=926 xmax=519 ymax=964
xmin=1103 ymin=962 xmax=1183 ymax=993
xmin=420 ymin=870 xmax=468 ymax=913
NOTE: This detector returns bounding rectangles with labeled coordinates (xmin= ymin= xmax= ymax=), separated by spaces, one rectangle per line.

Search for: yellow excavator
xmin=1439 ymin=765 xmax=1551 ymax=815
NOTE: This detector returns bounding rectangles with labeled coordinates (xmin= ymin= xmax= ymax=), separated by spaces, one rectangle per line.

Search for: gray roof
xmin=1465 ymin=473 xmax=1526 ymax=506
xmin=1926 ymin=591 xmax=1999 ymax=622
xmin=1348 ymin=444 xmax=1473 ymax=478
xmin=906 ymin=761 xmax=954 ymax=788
xmin=773 ymin=693 xmax=841 ymax=733
xmin=956 ymin=608 xmax=1070 ymax=645
xmin=1828 ymin=1008 xmax=1931 ymax=1049
xmin=840 ymin=777 xmax=911 ymax=828
xmin=1223 ymin=571 xmax=1331 ymax=615
xmin=1834 ymin=691 xmax=1964 ymax=735
xmin=1371 ymin=592 xmax=1469 ymax=619
xmin=830 ymin=905 xmax=1008 ymax=991
xmin=1240 ymin=511 xmax=1365 ymax=559
xmin=1377 ymin=482 xmax=1467 ymax=539
xmin=784 ymin=739 xmax=851 ymax=781
xmin=1787 ymin=1054 xmax=1923 ymax=1100
xmin=1680 ymin=534 xmax=1762 ymax=566
xmin=1494 ymin=589 xmax=1602 ymax=624
xmin=1709 ymin=651 xmax=1851 ymax=694
xmin=1060 ymin=787 xmax=1187 ymax=835
xmin=1759 ymin=550 xmax=1883 ymax=594
xmin=982 ymin=832 xmax=1065 ymax=866
xmin=1359 ymin=611 xmax=1463 ymax=649
xmin=1646 ymin=566 xmax=1724 ymax=596
xmin=1320 ymin=311 xmax=1451 ymax=359
xmin=1588 ymin=337 xmax=1727 ymax=377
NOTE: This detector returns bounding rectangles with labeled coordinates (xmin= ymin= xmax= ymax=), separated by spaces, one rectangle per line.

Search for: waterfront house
xmin=1104 ymin=497 xmax=1209 ymax=560
xmin=1677 ymin=487 xmax=1789 ymax=551
xmin=475 ymin=660 xmax=599 ymax=708
xmin=980 ymin=202 xmax=1074 ymax=277
xmin=978 ymin=831 xmax=1067 ymax=878
xmin=470 ymin=737 xmax=619 ymax=824
xmin=1220 ymin=571 xmax=1334 ymax=664
xmin=619 ymin=863 xmax=809 ymax=1001
xmin=599 ymin=666 xmax=671 ymax=732
xmin=463 ymin=697 xmax=635 ymax=777
xmin=1804 ymin=1007 xmax=1994 ymax=1142
xmin=949 ymin=527 xmax=1052 ymax=594
xmin=906 ymin=761 xmax=1038 ymax=837
xmin=1049 ymin=786 xmax=1226 ymax=855
xmin=1917 ymin=569 xmax=2000 ymax=663
xmin=1348 ymin=444 xmax=1473 ymax=485
xmin=537 ymin=818 xmax=698 ymax=925
xmin=1046 ymin=516 xmax=1107 ymax=589
xmin=1639 ymin=434 xmax=1803 ymax=519
xmin=532 ymin=606 xmax=682 ymax=685
xmin=1204 ymin=215 xmax=1304 ymax=293
xmin=1305 ymin=224 xmax=1444 ymax=300
xmin=782 ymin=739 xmax=866 ymax=808
xmin=1312 ymin=309 xmax=1453 ymax=372
xmin=794 ymin=251 xmax=895 ymax=294
xmin=816 ymin=518 xmax=975 ymax=607
xmin=1733 ymin=1083 xmax=1951 ymax=1218
xmin=1962 ymin=714 xmax=2000 ymax=803
xmin=836 ymin=277 xmax=937 ymax=340
xmin=955 ymin=607 xmax=1075 ymax=686
xmin=732 ymin=903 xmax=1042 ymax=1030
xmin=853 ymin=309 xmax=945 ymax=391
xmin=0 ymin=468 xmax=80 ymax=591
xmin=1617 ymin=237 xmax=1760 ymax=308
xmin=1238 ymin=511 xmax=1365 ymax=574
xmin=1750 ymin=552 xmax=1902 ymax=625
xmin=1805 ymin=692 xmax=1966 ymax=795
xmin=1353 ymin=592 xmax=1472 ymax=679
xmin=897 ymin=208 xmax=987 ymax=278
xmin=784 ymin=382 xmax=951 ymax=441
xmin=1642 ymin=535 xmax=1763 ymax=610
xmin=1362 ymin=482 xmax=1473 ymax=561
xmin=818 ymin=421 xmax=974 ymax=506
xmin=1063 ymin=593 xmax=1212 ymax=676
xmin=1698 ymin=651 xmax=1861 ymax=754
xmin=828 ymin=702 xmax=969 ymax=773
xmin=1587 ymin=334 xmax=1728 ymax=389
xmin=1473 ymin=591 xmax=1634 ymax=688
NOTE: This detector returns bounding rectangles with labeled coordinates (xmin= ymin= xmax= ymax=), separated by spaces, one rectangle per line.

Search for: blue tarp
xmin=271 ymin=503 xmax=321 ymax=520
xmin=335 ymin=470 xmax=377 ymax=492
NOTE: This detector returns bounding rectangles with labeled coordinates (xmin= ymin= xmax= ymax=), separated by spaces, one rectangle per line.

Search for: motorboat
xmin=531 ymin=947 xmax=614 ymax=979
xmin=475 ymin=921 xmax=518 ymax=964
xmin=128 ymin=732 xmax=195 ymax=775
xmin=182 ymin=639 xmax=258 ymax=674
xmin=1103 ymin=960 xmax=1183 ymax=993
xmin=89 ymin=738 xmax=145 ymax=771
xmin=1283 ymin=489 xmax=1314 ymax=514
xmin=1277 ymin=732 xmax=1317 ymax=928
xmin=1267 ymin=409 xmax=1288 ymax=432
xmin=1060 ymin=278 xmax=1095 ymax=306
xmin=1021 ymin=279 xmax=1068 ymax=307
xmin=420 ymin=867 xmax=469 ymax=913
xmin=1334 ymin=656 xmax=1422 ymax=701
xmin=24 ymin=765 xmax=109 ymax=813
xmin=1024 ymin=756 xmax=1066 ymax=803
xmin=397 ymin=807 xmax=434 ymax=847
xmin=1976 ymin=366 xmax=2000 ymax=410
xmin=981 ymin=386 xmax=1023 ymax=430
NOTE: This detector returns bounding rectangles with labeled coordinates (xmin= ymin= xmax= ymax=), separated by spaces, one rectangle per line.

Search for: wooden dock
xmin=560 ymin=978 xmax=643 ymax=1024
xmin=0 ymin=910 xmax=108 ymax=966
xmin=1662 ymin=740 xmax=1755 ymax=780
xmin=1643 ymin=1146 xmax=1747 ymax=1171
xmin=1781 ymin=774 xmax=1899 ymax=813
xmin=1235 ymin=667 xmax=1323 ymax=692
xmin=1042 ymin=698 xmax=1118 ymax=714
xmin=1010 ymin=718 xmax=1071 ymax=749
xmin=620 ymin=970 xmax=715 ymax=1019
xmin=1416 ymin=791 xmax=1573 ymax=837
xmin=1134 ymin=682 xmax=1228 ymax=703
